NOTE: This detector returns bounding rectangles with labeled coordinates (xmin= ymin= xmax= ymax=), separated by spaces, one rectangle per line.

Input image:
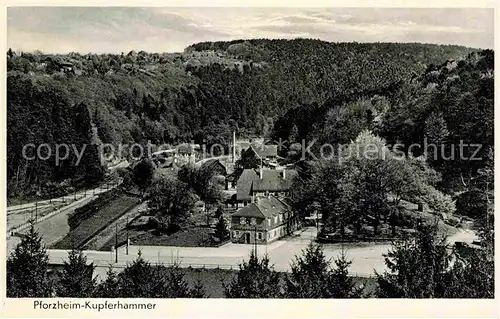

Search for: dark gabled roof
xmin=232 ymin=203 xmax=265 ymax=219
xmin=201 ymin=159 xmax=227 ymax=175
xmin=236 ymin=168 xmax=298 ymax=201
xmin=236 ymin=169 xmax=259 ymax=201
xmin=232 ymin=196 xmax=289 ymax=220
xmin=252 ymin=169 xmax=298 ymax=192
xmin=256 ymin=196 xmax=290 ymax=218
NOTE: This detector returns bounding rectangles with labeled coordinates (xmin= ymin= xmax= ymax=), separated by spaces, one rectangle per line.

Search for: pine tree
xmin=189 ymin=278 xmax=208 ymax=298
xmin=95 ymin=266 xmax=119 ymax=297
xmin=375 ymin=223 xmax=451 ymax=298
xmin=7 ymin=221 xmax=53 ymax=297
xmin=286 ymin=243 xmax=332 ymax=298
xmin=116 ymin=252 xmax=170 ymax=298
xmin=329 ymin=250 xmax=363 ymax=298
xmin=165 ymin=265 xmax=191 ymax=298
xmin=214 ymin=215 xmax=229 ymax=241
xmin=56 ymin=249 xmax=96 ymax=297
xmin=424 ymin=111 xmax=449 ymax=145
xmin=224 ymin=250 xmax=282 ymax=298
xmin=445 ymin=247 xmax=494 ymax=298
xmin=285 ymin=243 xmax=363 ymax=298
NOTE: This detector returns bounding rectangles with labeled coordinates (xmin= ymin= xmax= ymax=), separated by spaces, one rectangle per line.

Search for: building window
xmin=267 ymin=218 xmax=271 ymax=227
xmin=274 ymin=216 xmax=278 ymax=224
xmin=257 ymin=232 xmax=262 ymax=240
xmin=236 ymin=230 xmax=240 ymax=236
xmin=279 ymin=214 xmax=283 ymax=223
xmin=250 ymin=217 xmax=256 ymax=225
xmin=240 ymin=217 xmax=246 ymax=225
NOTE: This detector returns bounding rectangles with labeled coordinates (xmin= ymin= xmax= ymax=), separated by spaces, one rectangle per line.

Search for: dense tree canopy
xmin=147 ymin=176 xmax=197 ymax=232
xmin=7 ymin=40 xmax=480 ymax=198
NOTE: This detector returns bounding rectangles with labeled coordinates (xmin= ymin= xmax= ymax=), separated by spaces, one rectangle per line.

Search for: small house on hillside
xmin=230 ymin=195 xmax=297 ymax=244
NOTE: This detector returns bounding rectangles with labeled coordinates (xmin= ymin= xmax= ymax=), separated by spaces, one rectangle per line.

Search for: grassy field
xmin=100 ymin=226 xmax=223 ymax=251
xmin=52 ymin=194 xmax=139 ymax=249
xmin=133 ymin=227 xmax=222 ymax=247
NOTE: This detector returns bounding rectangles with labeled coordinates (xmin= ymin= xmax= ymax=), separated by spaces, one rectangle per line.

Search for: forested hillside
xmin=273 ymin=49 xmax=494 ymax=190
xmin=7 ymin=39 xmax=485 ymax=198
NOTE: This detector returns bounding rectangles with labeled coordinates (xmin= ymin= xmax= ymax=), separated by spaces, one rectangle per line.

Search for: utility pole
xmin=35 ymin=201 xmax=38 ymax=222
xmin=126 ymin=216 xmax=129 ymax=255
xmin=115 ymin=223 xmax=118 ymax=263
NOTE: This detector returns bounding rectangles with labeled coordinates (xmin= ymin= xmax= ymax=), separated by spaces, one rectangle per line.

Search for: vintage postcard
xmin=1 ymin=1 xmax=497 ymax=318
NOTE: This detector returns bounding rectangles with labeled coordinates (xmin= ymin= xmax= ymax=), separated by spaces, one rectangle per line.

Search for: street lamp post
xmin=254 ymin=225 xmax=257 ymax=253
xmin=265 ymin=229 xmax=267 ymax=254
xmin=250 ymin=218 xmax=258 ymax=254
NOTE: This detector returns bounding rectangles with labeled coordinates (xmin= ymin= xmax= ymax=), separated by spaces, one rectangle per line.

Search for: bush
xmin=418 ymin=185 xmax=456 ymax=215
xmin=455 ymin=190 xmax=488 ymax=219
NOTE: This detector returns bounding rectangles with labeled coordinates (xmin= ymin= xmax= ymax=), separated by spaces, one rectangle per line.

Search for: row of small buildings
xmin=149 ymin=139 xmax=301 ymax=245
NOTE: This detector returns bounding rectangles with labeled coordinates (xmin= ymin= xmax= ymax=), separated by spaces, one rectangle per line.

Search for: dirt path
xmin=83 ymin=202 xmax=148 ymax=251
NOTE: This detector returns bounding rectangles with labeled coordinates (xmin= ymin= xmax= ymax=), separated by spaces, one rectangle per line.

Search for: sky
xmin=7 ymin=7 xmax=494 ymax=53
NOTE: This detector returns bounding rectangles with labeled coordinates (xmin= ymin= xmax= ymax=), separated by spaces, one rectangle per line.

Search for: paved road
xmin=7 ymin=183 xmax=119 ymax=213
xmin=44 ymin=227 xmax=479 ymax=281
xmin=6 ymin=195 xmax=100 ymax=252
xmin=6 ymin=181 xmax=123 ymax=252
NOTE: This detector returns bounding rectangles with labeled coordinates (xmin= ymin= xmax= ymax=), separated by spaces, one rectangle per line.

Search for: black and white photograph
xmin=2 ymin=3 xmax=496 ymax=317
